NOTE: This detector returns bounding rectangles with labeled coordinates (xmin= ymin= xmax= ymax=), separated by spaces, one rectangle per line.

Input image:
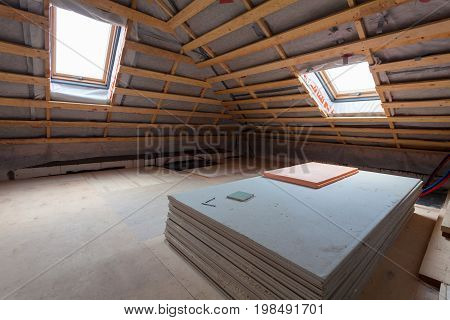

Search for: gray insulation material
xmin=0 ymin=126 xmax=43 ymax=138
xmin=245 ymin=136 xmax=449 ymax=174
xmin=182 ymin=1 xmax=246 ymax=40
xmin=128 ymin=75 xmax=166 ymax=92
xmin=362 ymin=0 xmax=450 ymax=37
xmin=390 ymin=88 xmax=450 ymax=101
xmin=385 ymin=65 xmax=450 ymax=83
xmin=226 ymin=46 xmax=281 ymax=71
xmin=50 ymin=109 xmax=107 ymax=122
xmin=110 ymin=112 xmax=151 ymax=123
xmin=0 ymin=106 xmax=44 ymax=119
xmin=207 ymin=23 xmax=263 ymax=56
xmin=121 ymin=94 xmax=157 ymax=108
xmin=50 ymin=127 xmax=104 ymax=138
xmin=263 ymin=0 xmax=348 ymax=34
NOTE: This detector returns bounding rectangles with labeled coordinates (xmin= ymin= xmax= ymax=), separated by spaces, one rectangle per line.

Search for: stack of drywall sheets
xmin=165 ymin=171 xmax=422 ymax=299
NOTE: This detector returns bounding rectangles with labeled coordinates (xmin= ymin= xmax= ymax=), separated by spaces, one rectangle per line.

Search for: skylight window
xmin=320 ymin=62 xmax=377 ymax=100
xmin=51 ymin=7 xmax=118 ymax=85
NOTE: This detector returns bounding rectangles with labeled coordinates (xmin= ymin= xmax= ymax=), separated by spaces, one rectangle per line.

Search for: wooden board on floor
xmin=263 ymin=162 xmax=358 ymax=188
xmin=419 ymin=216 xmax=450 ymax=287
xmin=440 ymin=191 xmax=450 ymax=237
xmin=439 ymin=283 xmax=449 ymax=299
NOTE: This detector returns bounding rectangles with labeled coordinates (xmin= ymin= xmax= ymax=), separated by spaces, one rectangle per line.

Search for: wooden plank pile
xmin=419 ymin=190 xmax=450 ymax=291
xmin=165 ymin=171 xmax=422 ymax=299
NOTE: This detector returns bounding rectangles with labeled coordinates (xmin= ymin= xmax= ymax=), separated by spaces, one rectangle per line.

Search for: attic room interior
xmin=0 ymin=0 xmax=449 ymax=306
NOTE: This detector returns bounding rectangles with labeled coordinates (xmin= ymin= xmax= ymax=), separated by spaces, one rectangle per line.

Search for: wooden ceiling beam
xmin=119 ymin=65 xmax=211 ymax=88
xmin=236 ymin=116 xmax=450 ymax=123
xmin=79 ymin=0 xmax=173 ymax=33
xmin=0 ymin=71 xmax=48 ymax=86
xmin=222 ymin=93 xmax=310 ymax=106
xmin=197 ymin=0 xmax=411 ymax=67
xmin=114 ymin=87 xmax=223 ymax=106
xmin=0 ymin=98 xmax=230 ymax=118
xmin=377 ymin=79 xmax=450 ymax=92
xmin=167 ymin=0 xmax=215 ymax=29
xmin=0 ymin=40 xmax=48 ymax=59
xmin=258 ymin=132 xmax=450 ymax=148
xmin=125 ymin=40 xmax=194 ymax=64
xmin=370 ymin=53 xmax=450 ymax=72
xmin=0 ymin=3 xmax=48 ymax=28
xmin=0 ymin=135 xmax=225 ymax=145
xmin=382 ymin=100 xmax=450 ymax=109
xmin=207 ymin=18 xmax=450 ymax=83
xmin=252 ymin=125 xmax=450 ymax=135
xmin=182 ymin=0 xmax=298 ymax=51
xmin=229 ymin=107 xmax=318 ymax=114
xmin=214 ymin=78 xmax=300 ymax=94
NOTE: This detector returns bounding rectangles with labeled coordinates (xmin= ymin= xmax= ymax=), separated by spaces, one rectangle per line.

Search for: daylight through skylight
xmin=321 ymin=62 xmax=377 ymax=99
xmin=52 ymin=7 xmax=116 ymax=83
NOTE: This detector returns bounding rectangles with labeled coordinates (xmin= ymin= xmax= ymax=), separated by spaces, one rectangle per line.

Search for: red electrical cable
xmin=420 ymin=175 xmax=449 ymax=197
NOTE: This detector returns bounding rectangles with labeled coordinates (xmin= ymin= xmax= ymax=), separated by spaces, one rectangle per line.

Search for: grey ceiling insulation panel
xmin=110 ymin=112 xmax=152 ymax=123
xmin=363 ymin=0 xmax=450 ymax=37
xmin=50 ymin=109 xmax=107 ymax=122
xmin=263 ymin=0 xmax=348 ymax=35
xmin=0 ymin=106 xmax=44 ymax=120
xmin=390 ymin=88 xmax=450 ymax=100
xmin=128 ymin=75 xmax=166 ymax=92
xmin=121 ymin=95 xmax=158 ymax=108
xmin=50 ymin=127 xmax=104 ymax=138
xmin=182 ymin=1 xmax=246 ymax=36
xmin=166 ymin=82 xmax=203 ymax=96
xmin=0 ymin=126 xmax=43 ymax=138
xmin=133 ymin=52 xmax=173 ymax=74
xmin=207 ymin=23 xmax=264 ymax=56
xmin=385 ymin=66 xmax=450 ymax=83
xmin=281 ymin=23 xmax=359 ymax=58
xmin=375 ymin=39 xmax=450 ymax=63
xmin=226 ymin=46 xmax=281 ymax=71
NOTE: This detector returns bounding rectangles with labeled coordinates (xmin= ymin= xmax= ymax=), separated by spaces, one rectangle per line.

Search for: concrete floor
xmin=0 ymin=160 xmax=440 ymax=299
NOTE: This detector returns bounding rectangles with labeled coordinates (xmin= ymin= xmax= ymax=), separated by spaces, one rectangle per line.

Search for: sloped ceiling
xmin=0 ymin=0 xmax=448 ymax=154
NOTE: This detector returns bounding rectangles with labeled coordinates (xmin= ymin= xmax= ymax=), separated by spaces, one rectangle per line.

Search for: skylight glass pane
xmin=324 ymin=62 xmax=376 ymax=95
xmin=54 ymin=7 xmax=113 ymax=81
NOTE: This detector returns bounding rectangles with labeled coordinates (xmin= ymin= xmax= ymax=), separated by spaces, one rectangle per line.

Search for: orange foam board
xmin=263 ymin=162 xmax=358 ymax=189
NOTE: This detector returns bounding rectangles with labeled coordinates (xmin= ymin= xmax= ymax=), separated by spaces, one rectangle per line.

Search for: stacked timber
xmin=165 ymin=171 xmax=422 ymax=299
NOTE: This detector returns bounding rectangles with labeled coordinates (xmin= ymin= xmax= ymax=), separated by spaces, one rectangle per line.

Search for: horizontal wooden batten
xmin=0 ymin=135 xmax=227 ymax=145
xmin=258 ymin=133 xmax=450 ymax=149
xmin=252 ymin=125 xmax=450 ymax=135
xmin=236 ymin=116 xmax=450 ymax=123
xmin=0 ymin=71 xmax=48 ymax=86
xmin=370 ymin=53 xmax=450 ymax=72
xmin=0 ymin=119 xmax=233 ymax=129
xmin=167 ymin=0 xmax=215 ymax=29
xmin=382 ymin=100 xmax=450 ymax=109
xmin=119 ymin=65 xmax=211 ymax=88
xmin=229 ymin=107 xmax=318 ymax=115
xmin=182 ymin=0 xmax=298 ymax=51
xmin=0 ymin=98 xmax=230 ymax=118
xmin=0 ymin=4 xmax=48 ymax=28
xmin=223 ymin=93 xmax=310 ymax=106
xmin=113 ymin=87 xmax=223 ymax=106
xmin=207 ymin=19 xmax=450 ymax=83
xmin=197 ymin=0 xmax=411 ymax=67
xmin=125 ymin=40 xmax=194 ymax=64
xmin=377 ymin=79 xmax=450 ymax=92
xmin=79 ymin=0 xmax=173 ymax=34
xmin=0 ymin=40 xmax=48 ymax=59
xmin=214 ymin=78 xmax=300 ymax=94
